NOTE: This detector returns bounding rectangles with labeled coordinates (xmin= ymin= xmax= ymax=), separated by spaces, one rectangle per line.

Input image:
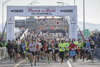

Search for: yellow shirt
xmin=25 ymin=42 xmax=28 ymax=50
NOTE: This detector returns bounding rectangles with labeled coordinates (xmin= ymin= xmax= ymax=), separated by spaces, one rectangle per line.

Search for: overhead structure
xmin=7 ymin=6 xmax=77 ymax=41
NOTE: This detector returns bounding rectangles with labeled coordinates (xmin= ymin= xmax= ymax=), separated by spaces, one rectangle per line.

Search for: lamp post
xmin=83 ymin=0 xmax=85 ymax=30
xmin=74 ymin=0 xmax=75 ymax=5
xmin=2 ymin=0 xmax=10 ymax=33
xmin=57 ymin=1 xmax=68 ymax=6
xmin=28 ymin=0 xmax=38 ymax=6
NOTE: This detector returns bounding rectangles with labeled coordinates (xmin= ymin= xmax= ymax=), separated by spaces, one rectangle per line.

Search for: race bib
xmin=48 ymin=47 xmax=52 ymax=50
xmin=22 ymin=46 xmax=25 ymax=48
xmin=71 ymin=48 xmax=74 ymax=50
xmin=91 ymin=48 xmax=94 ymax=51
xmin=61 ymin=48 xmax=64 ymax=50
xmin=55 ymin=48 xmax=58 ymax=50
xmin=13 ymin=50 xmax=15 ymax=52
xmin=83 ymin=47 xmax=85 ymax=49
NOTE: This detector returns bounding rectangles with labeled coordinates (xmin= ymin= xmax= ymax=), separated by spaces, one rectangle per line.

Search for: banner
xmin=7 ymin=6 xmax=77 ymax=41
xmin=7 ymin=16 xmax=15 ymax=41
xmin=69 ymin=16 xmax=77 ymax=40
xmin=7 ymin=6 xmax=77 ymax=16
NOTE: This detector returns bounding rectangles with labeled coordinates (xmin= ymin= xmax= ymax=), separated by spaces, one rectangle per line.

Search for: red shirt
xmin=35 ymin=45 xmax=39 ymax=52
xmin=69 ymin=43 xmax=77 ymax=51
xmin=44 ymin=43 xmax=47 ymax=51
xmin=51 ymin=41 xmax=53 ymax=44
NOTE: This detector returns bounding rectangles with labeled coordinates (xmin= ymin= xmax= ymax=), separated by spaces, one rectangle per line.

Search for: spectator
xmin=0 ymin=42 xmax=2 ymax=47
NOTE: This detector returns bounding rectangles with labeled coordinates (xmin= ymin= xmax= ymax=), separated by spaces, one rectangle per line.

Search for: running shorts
xmin=75 ymin=49 xmax=79 ymax=55
xmin=47 ymin=50 xmax=52 ymax=54
xmin=65 ymin=50 xmax=69 ymax=54
xmin=55 ymin=50 xmax=59 ymax=54
xmin=41 ymin=48 xmax=44 ymax=51
xmin=86 ymin=50 xmax=89 ymax=53
xmin=45 ymin=50 xmax=47 ymax=53
xmin=70 ymin=51 xmax=75 ymax=57
xmin=30 ymin=52 xmax=37 ymax=56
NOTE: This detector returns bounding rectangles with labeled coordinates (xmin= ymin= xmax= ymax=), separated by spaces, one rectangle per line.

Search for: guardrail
xmin=20 ymin=29 xmax=28 ymax=40
xmin=0 ymin=47 xmax=8 ymax=63
xmin=94 ymin=48 xmax=100 ymax=57
xmin=15 ymin=28 xmax=25 ymax=39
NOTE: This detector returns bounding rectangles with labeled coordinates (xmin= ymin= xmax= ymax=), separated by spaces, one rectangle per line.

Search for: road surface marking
xmin=67 ymin=60 xmax=72 ymax=67
xmin=14 ymin=59 xmax=26 ymax=67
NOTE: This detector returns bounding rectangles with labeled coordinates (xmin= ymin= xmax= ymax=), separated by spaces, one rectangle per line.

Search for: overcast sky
xmin=0 ymin=0 xmax=100 ymax=25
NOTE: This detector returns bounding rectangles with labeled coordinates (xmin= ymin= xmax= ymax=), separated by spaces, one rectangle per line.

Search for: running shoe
xmin=34 ymin=63 xmax=36 ymax=66
xmin=28 ymin=60 xmax=30 ymax=62
xmin=26 ymin=57 xmax=28 ymax=61
xmin=15 ymin=59 xmax=17 ymax=62
xmin=61 ymin=62 xmax=63 ymax=64
xmin=50 ymin=57 xmax=52 ymax=62
xmin=48 ymin=60 xmax=50 ymax=64
xmin=31 ymin=63 xmax=33 ymax=66
xmin=59 ymin=58 xmax=61 ymax=61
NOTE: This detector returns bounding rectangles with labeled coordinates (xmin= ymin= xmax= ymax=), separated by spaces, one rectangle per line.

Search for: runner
xmin=73 ymin=38 xmax=79 ymax=59
xmin=89 ymin=40 xmax=96 ymax=62
xmin=47 ymin=40 xmax=53 ymax=64
xmin=64 ymin=39 xmax=70 ymax=61
xmin=40 ymin=38 xmax=46 ymax=60
xmin=69 ymin=39 xmax=77 ymax=62
xmin=43 ymin=40 xmax=48 ymax=62
xmin=34 ymin=40 xmax=39 ymax=66
xmin=54 ymin=40 xmax=59 ymax=62
xmin=25 ymin=39 xmax=30 ymax=62
xmin=58 ymin=40 xmax=66 ymax=64
xmin=37 ymin=39 xmax=42 ymax=61
xmin=21 ymin=40 xmax=25 ymax=59
xmin=85 ymin=38 xmax=90 ymax=61
xmin=6 ymin=40 xmax=13 ymax=61
xmin=13 ymin=41 xmax=20 ymax=62
xmin=29 ymin=39 xmax=36 ymax=66
xmin=19 ymin=44 xmax=23 ymax=59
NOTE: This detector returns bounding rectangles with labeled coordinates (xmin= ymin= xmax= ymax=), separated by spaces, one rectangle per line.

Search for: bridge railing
xmin=20 ymin=28 xmax=28 ymax=40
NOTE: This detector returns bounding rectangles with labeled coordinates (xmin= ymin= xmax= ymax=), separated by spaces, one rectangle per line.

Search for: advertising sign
xmin=7 ymin=6 xmax=77 ymax=41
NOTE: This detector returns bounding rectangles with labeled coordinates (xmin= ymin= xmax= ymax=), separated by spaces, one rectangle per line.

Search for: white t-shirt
xmin=29 ymin=43 xmax=36 ymax=52
xmin=37 ymin=42 xmax=42 ymax=50
xmin=17 ymin=42 xmax=21 ymax=46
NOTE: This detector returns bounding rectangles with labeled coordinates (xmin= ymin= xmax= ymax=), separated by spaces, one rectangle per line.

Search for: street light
xmin=28 ymin=0 xmax=38 ymax=6
xmin=2 ymin=0 xmax=10 ymax=33
xmin=57 ymin=1 xmax=68 ymax=6
xmin=83 ymin=0 xmax=85 ymax=30
xmin=74 ymin=0 xmax=75 ymax=5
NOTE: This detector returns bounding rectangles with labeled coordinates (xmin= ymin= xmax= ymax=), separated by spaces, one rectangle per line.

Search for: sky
xmin=0 ymin=0 xmax=100 ymax=29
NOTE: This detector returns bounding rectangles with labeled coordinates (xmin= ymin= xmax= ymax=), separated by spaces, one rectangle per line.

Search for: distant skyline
xmin=0 ymin=0 xmax=100 ymax=26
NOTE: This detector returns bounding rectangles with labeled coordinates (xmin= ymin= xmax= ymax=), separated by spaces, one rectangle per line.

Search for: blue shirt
xmin=86 ymin=42 xmax=90 ymax=49
xmin=22 ymin=43 xmax=25 ymax=51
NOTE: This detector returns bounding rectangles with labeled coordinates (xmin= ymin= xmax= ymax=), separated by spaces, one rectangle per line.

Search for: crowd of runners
xmin=4 ymin=33 xmax=96 ymax=66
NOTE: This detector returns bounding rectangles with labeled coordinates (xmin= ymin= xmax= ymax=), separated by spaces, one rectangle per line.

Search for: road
xmin=0 ymin=56 xmax=100 ymax=67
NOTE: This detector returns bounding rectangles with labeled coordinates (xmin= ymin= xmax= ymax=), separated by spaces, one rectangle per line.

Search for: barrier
xmin=0 ymin=47 xmax=8 ymax=63
xmin=94 ymin=48 xmax=100 ymax=57
xmin=20 ymin=29 xmax=28 ymax=40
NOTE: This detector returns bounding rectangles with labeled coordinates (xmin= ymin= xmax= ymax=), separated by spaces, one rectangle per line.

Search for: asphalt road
xmin=0 ymin=56 xmax=100 ymax=67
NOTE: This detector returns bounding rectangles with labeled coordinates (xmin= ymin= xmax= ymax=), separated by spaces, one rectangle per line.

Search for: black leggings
xmin=59 ymin=52 xmax=64 ymax=62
